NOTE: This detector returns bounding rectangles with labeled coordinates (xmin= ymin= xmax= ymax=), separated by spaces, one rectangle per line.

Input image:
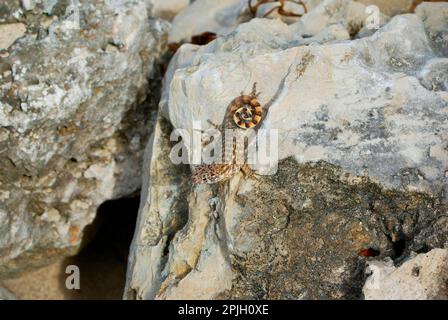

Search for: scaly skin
xmin=191 ymin=83 xmax=262 ymax=184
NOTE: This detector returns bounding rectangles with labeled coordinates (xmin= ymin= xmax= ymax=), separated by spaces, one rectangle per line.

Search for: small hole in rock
xmin=163 ymin=233 xmax=175 ymax=257
xmin=62 ymin=194 xmax=140 ymax=299
xmin=416 ymin=243 xmax=430 ymax=254
xmin=411 ymin=266 xmax=420 ymax=277
xmin=392 ymin=239 xmax=406 ymax=258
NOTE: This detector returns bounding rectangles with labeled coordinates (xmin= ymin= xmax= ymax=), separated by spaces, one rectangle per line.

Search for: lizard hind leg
xmin=192 ymin=164 xmax=239 ymax=184
xmin=241 ymin=164 xmax=263 ymax=183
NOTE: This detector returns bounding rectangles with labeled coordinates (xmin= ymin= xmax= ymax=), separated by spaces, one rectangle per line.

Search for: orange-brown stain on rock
xmin=69 ymin=225 xmax=80 ymax=245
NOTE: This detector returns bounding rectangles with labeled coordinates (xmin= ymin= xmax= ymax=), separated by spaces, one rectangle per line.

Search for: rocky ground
xmin=1 ymin=0 xmax=447 ymax=300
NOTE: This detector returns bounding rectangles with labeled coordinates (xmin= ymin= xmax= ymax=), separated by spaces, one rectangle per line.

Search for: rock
xmin=124 ymin=117 xmax=191 ymax=300
xmin=125 ymin=1 xmax=448 ymax=299
xmin=254 ymin=0 xmax=321 ymax=24
xmin=149 ymin=0 xmax=191 ymax=21
xmin=0 ymin=285 xmax=16 ymax=300
xmin=415 ymin=1 xmax=448 ymax=56
xmin=0 ymin=0 xmax=168 ymax=277
xmin=419 ymin=58 xmax=448 ymax=91
xmin=290 ymin=0 xmax=389 ymax=37
xmin=0 ymin=23 xmax=27 ymax=50
xmin=20 ymin=0 xmax=37 ymax=12
xmin=165 ymin=14 xmax=446 ymax=196
xmin=357 ymin=0 xmax=415 ymax=17
xmin=168 ymin=0 xmax=379 ymax=43
xmin=169 ymin=0 xmax=248 ymax=42
xmin=363 ymin=249 xmax=448 ymax=299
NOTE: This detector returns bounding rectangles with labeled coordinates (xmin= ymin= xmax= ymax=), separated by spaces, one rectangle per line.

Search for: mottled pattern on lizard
xmin=191 ymin=83 xmax=262 ymax=184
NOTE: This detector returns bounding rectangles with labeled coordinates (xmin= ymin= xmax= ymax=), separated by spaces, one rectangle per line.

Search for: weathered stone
xmin=126 ymin=1 xmax=448 ymax=299
xmin=20 ymin=0 xmax=37 ymax=12
xmin=415 ymin=1 xmax=448 ymax=56
xmin=124 ymin=117 xmax=191 ymax=300
xmin=0 ymin=285 xmax=16 ymax=300
xmin=149 ymin=0 xmax=191 ymax=21
xmin=419 ymin=58 xmax=448 ymax=91
xmin=0 ymin=23 xmax=27 ymax=50
xmin=168 ymin=0 xmax=387 ymax=43
xmin=363 ymin=249 xmax=448 ymax=299
xmin=254 ymin=0 xmax=321 ymax=24
xmin=166 ymin=14 xmax=446 ymax=196
xmin=290 ymin=0 xmax=388 ymax=37
xmin=168 ymin=0 xmax=248 ymax=43
xmin=357 ymin=0 xmax=415 ymax=16
xmin=0 ymin=0 xmax=169 ymax=277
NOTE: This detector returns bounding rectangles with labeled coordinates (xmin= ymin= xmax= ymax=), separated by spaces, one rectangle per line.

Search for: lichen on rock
xmin=0 ymin=0 xmax=169 ymax=277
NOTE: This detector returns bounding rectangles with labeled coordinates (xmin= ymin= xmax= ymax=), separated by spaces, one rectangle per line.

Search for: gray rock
xmin=148 ymin=0 xmax=191 ymax=21
xmin=357 ymin=0 xmax=415 ymax=17
xmin=20 ymin=0 xmax=37 ymax=12
xmin=289 ymin=0 xmax=388 ymax=37
xmin=126 ymin=1 xmax=448 ymax=299
xmin=168 ymin=0 xmax=249 ymax=43
xmin=415 ymin=2 xmax=448 ymax=56
xmin=0 ymin=23 xmax=26 ymax=50
xmin=363 ymin=249 xmax=448 ymax=299
xmin=419 ymin=57 xmax=448 ymax=91
xmin=0 ymin=285 xmax=16 ymax=300
xmin=166 ymin=13 xmax=446 ymax=196
xmin=168 ymin=0 xmax=388 ymax=43
xmin=124 ymin=117 xmax=191 ymax=299
xmin=0 ymin=0 xmax=168 ymax=277
xmin=254 ymin=0 xmax=321 ymax=25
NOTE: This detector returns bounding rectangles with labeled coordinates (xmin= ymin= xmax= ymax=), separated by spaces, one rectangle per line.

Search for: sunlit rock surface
xmin=125 ymin=1 xmax=448 ymax=299
xmin=0 ymin=0 xmax=168 ymax=277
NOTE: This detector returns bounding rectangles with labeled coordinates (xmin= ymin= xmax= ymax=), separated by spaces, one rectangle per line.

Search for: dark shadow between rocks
xmin=59 ymin=194 xmax=140 ymax=300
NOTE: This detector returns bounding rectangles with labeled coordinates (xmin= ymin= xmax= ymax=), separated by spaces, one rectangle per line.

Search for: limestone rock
xmin=168 ymin=0 xmax=249 ymax=43
xmin=0 ymin=0 xmax=168 ymax=277
xmin=126 ymin=0 xmax=447 ymax=299
xmin=125 ymin=0 xmax=448 ymax=299
xmin=415 ymin=1 xmax=448 ymax=56
xmin=419 ymin=57 xmax=448 ymax=91
xmin=254 ymin=0 xmax=321 ymax=25
xmin=124 ymin=117 xmax=191 ymax=300
xmin=165 ymin=14 xmax=446 ymax=196
xmin=289 ymin=0 xmax=388 ymax=37
xmin=363 ymin=249 xmax=448 ymax=299
xmin=357 ymin=0 xmax=415 ymax=17
xmin=0 ymin=23 xmax=27 ymax=50
xmin=0 ymin=285 xmax=16 ymax=300
xmin=168 ymin=0 xmax=387 ymax=43
xmin=148 ymin=0 xmax=191 ymax=21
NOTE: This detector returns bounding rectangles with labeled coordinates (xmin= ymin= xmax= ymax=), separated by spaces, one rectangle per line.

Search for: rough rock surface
xmin=148 ymin=0 xmax=191 ymax=21
xmin=0 ymin=285 xmax=16 ymax=300
xmin=125 ymin=0 xmax=448 ymax=300
xmin=168 ymin=0 xmax=249 ymax=43
xmin=0 ymin=0 xmax=168 ymax=277
xmin=415 ymin=1 xmax=448 ymax=56
xmin=357 ymin=0 xmax=415 ymax=16
xmin=168 ymin=0 xmax=326 ymax=43
xmin=363 ymin=248 xmax=448 ymax=299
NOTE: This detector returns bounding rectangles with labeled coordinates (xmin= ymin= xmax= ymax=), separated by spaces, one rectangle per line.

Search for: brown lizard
xmin=191 ymin=83 xmax=262 ymax=184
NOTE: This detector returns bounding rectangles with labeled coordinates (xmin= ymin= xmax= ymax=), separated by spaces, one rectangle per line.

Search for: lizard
xmin=191 ymin=82 xmax=262 ymax=184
